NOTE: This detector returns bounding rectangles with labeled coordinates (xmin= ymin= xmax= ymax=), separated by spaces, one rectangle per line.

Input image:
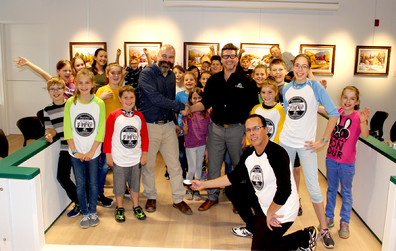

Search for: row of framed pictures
xmin=69 ymin=42 xmax=392 ymax=76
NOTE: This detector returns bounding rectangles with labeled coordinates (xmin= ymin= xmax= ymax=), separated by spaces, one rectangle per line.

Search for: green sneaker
xmin=326 ymin=217 xmax=335 ymax=228
xmin=115 ymin=207 xmax=125 ymax=223
xmin=339 ymin=221 xmax=350 ymax=239
xmin=133 ymin=206 xmax=146 ymax=220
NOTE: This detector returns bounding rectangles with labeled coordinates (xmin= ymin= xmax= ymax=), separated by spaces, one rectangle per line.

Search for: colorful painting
xmin=184 ymin=42 xmax=220 ymax=69
xmin=69 ymin=42 xmax=107 ymax=68
xmin=124 ymin=42 xmax=162 ymax=67
xmin=354 ymin=46 xmax=391 ymax=76
xmin=240 ymin=43 xmax=279 ymax=69
xmin=300 ymin=44 xmax=336 ymax=75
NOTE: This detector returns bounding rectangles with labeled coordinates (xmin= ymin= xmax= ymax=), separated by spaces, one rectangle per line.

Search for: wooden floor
xmin=7 ymin=135 xmax=382 ymax=250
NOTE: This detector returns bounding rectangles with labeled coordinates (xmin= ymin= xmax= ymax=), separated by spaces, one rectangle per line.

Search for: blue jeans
xmin=224 ymin=150 xmax=232 ymax=175
xmin=325 ymin=157 xmax=355 ymax=223
xmin=280 ymin=143 xmax=323 ymax=203
xmin=98 ymin=152 xmax=109 ymax=195
xmin=71 ymin=156 xmax=99 ymax=216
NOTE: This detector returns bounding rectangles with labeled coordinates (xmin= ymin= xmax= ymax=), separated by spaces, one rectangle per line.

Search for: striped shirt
xmin=43 ymin=102 xmax=68 ymax=151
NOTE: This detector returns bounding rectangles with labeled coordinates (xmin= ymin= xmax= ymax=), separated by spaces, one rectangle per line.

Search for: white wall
xmin=0 ymin=0 xmax=395 ymax=135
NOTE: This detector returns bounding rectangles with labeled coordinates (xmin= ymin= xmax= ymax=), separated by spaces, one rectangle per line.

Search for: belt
xmin=215 ymin=123 xmax=243 ymax=129
xmin=152 ymin=119 xmax=172 ymax=125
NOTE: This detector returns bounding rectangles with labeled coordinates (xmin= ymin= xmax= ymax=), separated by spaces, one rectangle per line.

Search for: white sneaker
xmin=231 ymin=226 xmax=253 ymax=238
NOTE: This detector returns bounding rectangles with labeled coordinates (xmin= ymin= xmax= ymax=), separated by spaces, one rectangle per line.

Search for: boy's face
xmin=241 ymin=59 xmax=251 ymax=70
xmin=201 ymin=63 xmax=210 ymax=72
xmin=270 ymin=64 xmax=287 ymax=84
xmin=200 ymin=73 xmax=211 ymax=88
xmin=130 ymin=59 xmax=139 ymax=70
xmin=119 ymin=91 xmax=136 ymax=111
xmin=48 ymin=83 xmax=65 ymax=103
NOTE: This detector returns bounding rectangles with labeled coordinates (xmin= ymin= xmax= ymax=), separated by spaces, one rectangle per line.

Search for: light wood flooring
xmin=6 ymin=135 xmax=382 ymax=250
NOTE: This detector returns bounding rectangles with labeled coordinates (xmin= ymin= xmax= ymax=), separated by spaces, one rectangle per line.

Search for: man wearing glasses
xmin=190 ymin=43 xmax=258 ymax=216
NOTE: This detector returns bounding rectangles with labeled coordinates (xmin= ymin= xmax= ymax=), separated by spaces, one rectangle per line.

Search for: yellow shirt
xmin=96 ymin=85 xmax=122 ymax=119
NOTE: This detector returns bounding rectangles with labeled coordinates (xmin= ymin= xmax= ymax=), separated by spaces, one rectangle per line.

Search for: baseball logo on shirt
xmin=74 ymin=113 xmax=95 ymax=137
xmin=120 ymin=126 xmax=138 ymax=149
xmin=287 ymin=96 xmax=307 ymax=120
xmin=250 ymin=165 xmax=264 ymax=191
xmin=265 ymin=118 xmax=275 ymax=139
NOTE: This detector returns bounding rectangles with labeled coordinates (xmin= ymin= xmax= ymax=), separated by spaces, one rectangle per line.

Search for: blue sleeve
xmin=311 ymin=80 xmax=339 ymax=117
xmin=282 ymin=83 xmax=293 ymax=112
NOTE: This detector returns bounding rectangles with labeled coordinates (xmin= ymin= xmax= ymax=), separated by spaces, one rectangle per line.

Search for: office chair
xmin=0 ymin=129 xmax=9 ymax=158
xmin=16 ymin=116 xmax=45 ymax=146
xmin=369 ymin=111 xmax=389 ymax=141
xmin=36 ymin=109 xmax=45 ymax=127
xmin=390 ymin=121 xmax=396 ymax=142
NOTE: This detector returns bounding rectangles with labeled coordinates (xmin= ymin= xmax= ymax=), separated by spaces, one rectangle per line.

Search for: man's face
xmin=245 ymin=117 xmax=268 ymax=148
xmin=157 ymin=46 xmax=175 ymax=73
xmin=270 ymin=47 xmax=282 ymax=59
xmin=221 ymin=49 xmax=238 ymax=71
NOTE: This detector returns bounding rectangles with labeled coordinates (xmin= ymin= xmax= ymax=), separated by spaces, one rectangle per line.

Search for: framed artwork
xmin=124 ymin=42 xmax=162 ymax=67
xmin=240 ymin=43 xmax=279 ymax=69
xmin=183 ymin=42 xmax=219 ymax=69
xmin=69 ymin=42 xmax=107 ymax=68
xmin=299 ymin=44 xmax=336 ymax=75
xmin=354 ymin=46 xmax=391 ymax=76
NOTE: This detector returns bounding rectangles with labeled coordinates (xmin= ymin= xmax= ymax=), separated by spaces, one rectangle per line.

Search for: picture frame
xmin=354 ymin=46 xmax=391 ymax=76
xmin=69 ymin=42 xmax=107 ymax=68
xmin=183 ymin=42 xmax=220 ymax=69
xmin=240 ymin=43 xmax=279 ymax=69
xmin=299 ymin=44 xmax=336 ymax=75
xmin=124 ymin=42 xmax=162 ymax=67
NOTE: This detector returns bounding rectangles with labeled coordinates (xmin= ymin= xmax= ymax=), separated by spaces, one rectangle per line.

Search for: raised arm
xmin=115 ymin=48 xmax=121 ymax=65
xmin=143 ymin=48 xmax=153 ymax=66
xmin=14 ymin=56 xmax=52 ymax=81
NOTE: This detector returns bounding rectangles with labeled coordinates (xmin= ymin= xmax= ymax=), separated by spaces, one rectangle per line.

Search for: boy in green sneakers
xmin=103 ymin=86 xmax=148 ymax=222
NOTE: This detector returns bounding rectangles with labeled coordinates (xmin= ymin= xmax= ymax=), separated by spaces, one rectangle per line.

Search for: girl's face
xmin=57 ymin=65 xmax=72 ymax=82
xmin=107 ymin=66 xmax=122 ymax=85
xmin=293 ymin=57 xmax=310 ymax=84
xmin=173 ymin=68 xmax=184 ymax=84
xmin=260 ymin=86 xmax=277 ymax=106
xmin=201 ymin=63 xmax=210 ymax=72
xmin=183 ymin=74 xmax=196 ymax=91
xmin=191 ymin=68 xmax=199 ymax=79
xmin=48 ymin=83 xmax=65 ymax=103
xmin=119 ymin=91 xmax=136 ymax=111
xmin=95 ymin=50 xmax=108 ymax=67
xmin=341 ymin=89 xmax=359 ymax=113
xmin=200 ymin=73 xmax=211 ymax=88
xmin=253 ymin=68 xmax=267 ymax=85
xmin=77 ymin=76 xmax=94 ymax=96
xmin=74 ymin=58 xmax=86 ymax=73
xmin=191 ymin=92 xmax=202 ymax=105
xmin=211 ymin=60 xmax=222 ymax=73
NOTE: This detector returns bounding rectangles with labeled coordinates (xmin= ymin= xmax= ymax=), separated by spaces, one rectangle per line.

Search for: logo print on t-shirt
xmin=265 ymin=118 xmax=275 ymax=139
xmin=250 ymin=165 xmax=264 ymax=191
xmin=120 ymin=126 xmax=138 ymax=149
xmin=74 ymin=113 xmax=95 ymax=137
xmin=287 ymin=96 xmax=307 ymax=120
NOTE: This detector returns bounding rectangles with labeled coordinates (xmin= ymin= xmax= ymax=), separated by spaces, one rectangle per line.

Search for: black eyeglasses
xmin=222 ymin=54 xmax=237 ymax=59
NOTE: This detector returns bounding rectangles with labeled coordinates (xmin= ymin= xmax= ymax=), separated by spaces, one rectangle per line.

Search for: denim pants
xmin=57 ymin=151 xmax=78 ymax=203
xmin=71 ymin=155 xmax=99 ymax=216
xmin=325 ymin=157 xmax=355 ymax=223
xmin=98 ymin=151 xmax=109 ymax=195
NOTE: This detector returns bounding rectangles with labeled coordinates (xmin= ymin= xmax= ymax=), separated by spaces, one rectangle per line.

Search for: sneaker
xmin=326 ymin=217 xmax=335 ymax=228
xmin=231 ymin=226 xmax=253 ymax=238
xmin=193 ymin=191 xmax=201 ymax=201
xmin=339 ymin=221 xmax=350 ymax=239
xmin=67 ymin=203 xmax=81 ymax=218
xmin=298 ymin=198 xmax=303 ymax=216
xmin=115 ymin=207 xmax=126 ymax=223
xmin=185 ymin=189 xmax=193 ymax=200
xmin=89 ymin=214 xmax=100 ymax=227
xmin=97 ymin=194 xmax=113 ymax=207
xmin=133 ymin=206 xmax=147 ymax=220
xmin=320 ymin=228 xmax=335 ymax=249
xmin=124 ymin=188 xmax=131 ymax=198
xmin=300 ymin=226 xmax=318 ymax=251
xmin=80 ymin=215 xmax=90 ymax=229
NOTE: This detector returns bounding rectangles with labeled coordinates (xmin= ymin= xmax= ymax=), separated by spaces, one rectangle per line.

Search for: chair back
xmin=0 ymin=129 xmax=9 ymax=158
xmin=391 ymin=121 xmax=396 ymax=142
xmin=16 ymin=116 xmax=45 ymax=146
xmin=369 ymin=111 xmax=389 ymax=141
xmin=37 ymin=109 xmax=45 ymax=127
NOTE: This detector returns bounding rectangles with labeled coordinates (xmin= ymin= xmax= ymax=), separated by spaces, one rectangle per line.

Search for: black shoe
xmin=97 ymin=194 xmax=113 ymax=207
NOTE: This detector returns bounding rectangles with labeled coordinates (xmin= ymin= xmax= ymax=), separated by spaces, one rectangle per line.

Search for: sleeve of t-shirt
xmin=95 ymin=98 xmax=106 ymax=142
xmin=43 ymin=107 xmax=53 ymax=130
xmin=103 ymin=111 xmax=116 ymax=153
xmin=63 ymin=99 xmax=73 ymax=140
xmin=311 ymin=80 xmax=339 ymax=117
xmin=137 ymin=111 xmax=149 ymax=152
xmin=95 ymin=86 xmax=104 ymax=98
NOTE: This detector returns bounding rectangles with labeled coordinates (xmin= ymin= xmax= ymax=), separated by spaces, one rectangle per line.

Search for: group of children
xmin=17 ymin=46 xmax=370 ymax=250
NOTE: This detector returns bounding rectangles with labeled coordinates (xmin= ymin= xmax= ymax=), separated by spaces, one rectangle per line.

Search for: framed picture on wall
xmin=354 ymin=46 xmax=391 ymax=76
xmin=240 ymin=43 xmax=279 ymax=69
xmin=124 ymin=42 xmax=162 ymax=67
xmin=183 ymin=42 xmax=219 ymax=69
xmin=69 ymin=42 xmax=107 ymax=68
xmin=299 ymin=44 xmax=336 ymax=75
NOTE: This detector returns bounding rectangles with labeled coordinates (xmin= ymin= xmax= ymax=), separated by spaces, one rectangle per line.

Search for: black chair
xmin=390 ymin=121 xmax=396 ymax=142
xmin=36 ymin=109 xmax=45 ymax=128
xmin=16 ymin=116 xmax=45 ymax=146
xmin=369 ymin=111 xmax=389 ymax=141
xmin=0 ymin=129 xmax=9 ymax=158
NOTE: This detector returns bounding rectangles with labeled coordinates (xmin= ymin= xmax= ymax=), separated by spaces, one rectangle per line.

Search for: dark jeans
xmin=178 ymin=136 xmax=188 ymax=179
xmin=57 ymin=151 xmax=78 ymax=203
xmin=98 ymin=151 xmax=109 ymax=195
